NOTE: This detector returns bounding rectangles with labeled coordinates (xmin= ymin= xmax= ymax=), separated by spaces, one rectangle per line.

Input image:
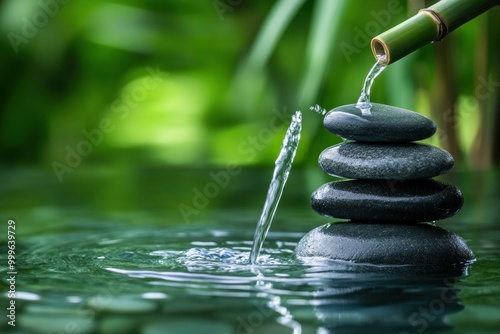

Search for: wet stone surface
xmin=296 ymin=223 xmax=475 ymax=274
xmin=319 ymin=142 xmax=454 ymax=180
xmin=310 ymin=179 xmax=464 ymax=223
xmin=324 ymin=103 xmax=436 ymax=142
xmin=304 ymin=101 xmax=471 ymax=270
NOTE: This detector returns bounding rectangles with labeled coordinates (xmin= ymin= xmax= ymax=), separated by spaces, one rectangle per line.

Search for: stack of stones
xmin=296 ymin=103 xmax=475 ymax=274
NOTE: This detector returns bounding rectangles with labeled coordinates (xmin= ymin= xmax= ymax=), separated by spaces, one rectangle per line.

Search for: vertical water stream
xmin=249 ymin=111 xmax=302 ymax=264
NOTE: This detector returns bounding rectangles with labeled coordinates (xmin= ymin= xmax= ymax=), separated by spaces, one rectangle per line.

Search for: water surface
xmin=1 ymin=167 xmax=499 ymax=333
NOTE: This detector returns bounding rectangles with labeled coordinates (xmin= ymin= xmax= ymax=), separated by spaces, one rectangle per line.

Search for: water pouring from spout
xmin=356 ymin=55 xmax=387 ymax=115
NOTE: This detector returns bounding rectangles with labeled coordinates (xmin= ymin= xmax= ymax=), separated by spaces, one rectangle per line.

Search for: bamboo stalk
xmin=371 ymin=0 xmax=500 ymax=65
xmin=433 ymin=37 xmax=461 ymax=164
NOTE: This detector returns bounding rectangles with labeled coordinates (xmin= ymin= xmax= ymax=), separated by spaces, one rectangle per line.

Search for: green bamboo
xmin=371 ymin=0 xmax=500 ymax=65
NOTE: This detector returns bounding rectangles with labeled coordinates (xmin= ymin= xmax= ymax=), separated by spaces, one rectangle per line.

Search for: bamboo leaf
xmin=228 ymin=0 xmax=306 ymax=117
xmin=297 ymin=0 xmax=347 ymax=107
xmin=245 ymin=0 xmax=307 ymax=71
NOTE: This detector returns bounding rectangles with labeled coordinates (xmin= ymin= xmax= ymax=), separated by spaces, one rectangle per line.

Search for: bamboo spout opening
xmin=370 ymin=0 xmax=500 ymax=65
xmin=371 ymin=38 xmax=390 ymax=65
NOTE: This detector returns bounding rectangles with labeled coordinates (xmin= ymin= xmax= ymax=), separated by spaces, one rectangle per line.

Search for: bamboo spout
xmin=371 ymin=0 xmax=500 ymax=65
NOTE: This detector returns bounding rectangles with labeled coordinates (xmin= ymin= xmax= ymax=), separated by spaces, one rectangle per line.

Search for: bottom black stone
xmin=296 ymin=223 xmax=475 ymax=275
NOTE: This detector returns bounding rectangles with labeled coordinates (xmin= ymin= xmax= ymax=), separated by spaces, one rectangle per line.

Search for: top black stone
xmin=324 ymin=103 xmax=436 ymax=142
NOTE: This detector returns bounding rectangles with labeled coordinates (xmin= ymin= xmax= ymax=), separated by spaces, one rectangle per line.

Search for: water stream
xmin=249 ymin=111 xmax=302 ymax=264
xmin=356 ymin=55 xmax=387 ymax=115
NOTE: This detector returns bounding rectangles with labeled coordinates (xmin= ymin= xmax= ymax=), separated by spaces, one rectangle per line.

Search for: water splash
xmin=249 ymin=111 xmax=302 ymax=265
xmin=356 ymin=55 xmax=387 ymax=115
xmin=310 ymin=104 xmax=327 ymax=116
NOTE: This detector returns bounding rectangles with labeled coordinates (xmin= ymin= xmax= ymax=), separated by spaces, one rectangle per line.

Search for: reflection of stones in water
xmin=300 ymin=95 xmax=474 ymax=333
xmin=311 ymin=273 xmax=463 ymax=333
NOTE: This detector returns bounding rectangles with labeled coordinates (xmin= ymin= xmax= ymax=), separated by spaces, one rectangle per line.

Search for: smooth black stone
xmin=296 ymin=223 xmax=475 ymax=274
xmin=311 ymin=179 xmax=463 ymax=222
xmin=324 ymin=103 xmax=437 ymax=142
xmin=319 ymin=142 xmax=454 ymax=180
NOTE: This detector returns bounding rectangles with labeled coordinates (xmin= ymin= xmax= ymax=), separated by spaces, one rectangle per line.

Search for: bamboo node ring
xmin=419 ymin=8 xmax=448 ymax=41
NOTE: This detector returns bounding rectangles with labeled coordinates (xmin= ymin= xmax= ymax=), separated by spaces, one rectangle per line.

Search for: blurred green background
xmin=1 ymin=0 xmax=499 ymax=175
xmin=1 ymin=5 xmax=500 ymax=332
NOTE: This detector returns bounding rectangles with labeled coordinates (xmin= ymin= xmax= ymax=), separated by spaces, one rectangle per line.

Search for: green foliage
xmin=0 ymin=0 xmax=498 ymax=170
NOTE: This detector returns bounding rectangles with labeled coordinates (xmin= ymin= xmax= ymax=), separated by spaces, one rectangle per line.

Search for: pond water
xmin=1 ymin=167 xmax=499 ymax=334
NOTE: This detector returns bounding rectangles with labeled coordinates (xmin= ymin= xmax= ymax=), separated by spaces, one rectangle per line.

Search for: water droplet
xmin=310 ymin=104 xmax=327 ymax=116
